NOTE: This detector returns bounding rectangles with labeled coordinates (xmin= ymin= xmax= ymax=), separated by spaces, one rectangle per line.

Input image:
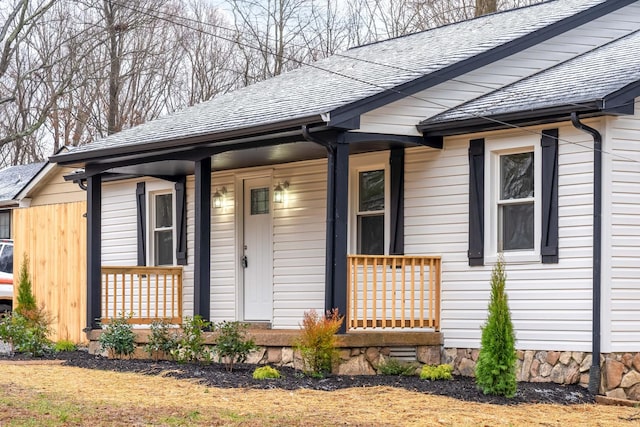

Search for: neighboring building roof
xmin=0 ymin=162 xmax=47 ymax=206
xmin=52 ymin=0 xmax=622 ymax=165
xmin=419 ymin=28 xmax=640 ymax=134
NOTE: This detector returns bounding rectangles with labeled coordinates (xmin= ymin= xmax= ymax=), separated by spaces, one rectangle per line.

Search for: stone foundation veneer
xmin=444 ymin=348 xmax=640 ymax=402
xmin=442 ymin=348 xmax=591 ymax=386
xmin=246 ymin=345 xmax=443 ymax=376
xmin=601 ymin=352 xmax=640 ymax=401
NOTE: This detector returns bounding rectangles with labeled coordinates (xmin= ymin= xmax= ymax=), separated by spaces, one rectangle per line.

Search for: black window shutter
xmin=389 ymin=147 xmax=404 ymax=255
xmin=136 ymin=182 xmax=146 ymax=266
xmin=468 ymin=139 xmax=485 ymax=266
xmin=541 ymin=129 xmax=559 ymax=264
xmin=175 ymin=177 xmax=188 ymax=265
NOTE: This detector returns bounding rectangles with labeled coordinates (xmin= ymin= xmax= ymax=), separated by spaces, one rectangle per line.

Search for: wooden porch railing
xmin=101 ymin=266 xmax=183 ymax=324
xmin=347 ymin=255 xmax=441 ymax=331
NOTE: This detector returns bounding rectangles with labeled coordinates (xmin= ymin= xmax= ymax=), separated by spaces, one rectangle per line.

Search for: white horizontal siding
xmin=183 ymin=173 xmax=237 ymax=321
xmin=358 ymin=4 xmax=640 ymax=136
xmin=209 ymin=174 xmax=236 ymax=322
xmin=602 ymin=98 xmax=640 ymax=353
xmin=182 ymin=176 xmax=195 ymax=316
xmin=102 ymin=179 xmax=139 ymax=265
xmin=273 ymin=161 xmax=327 ymax=329
xmin=405 ymin=123 xmax=595 ymax=352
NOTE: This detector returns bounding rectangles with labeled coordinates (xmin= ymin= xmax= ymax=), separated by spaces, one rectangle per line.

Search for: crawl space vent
xmin=388 ymin=346 xmax=417 ymax=362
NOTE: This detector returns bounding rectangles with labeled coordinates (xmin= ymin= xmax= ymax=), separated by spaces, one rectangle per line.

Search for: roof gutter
xmin=570 ymin=112 xmax=601 ymax=396
xmin=419 ymin=104 xmax=602 ymax=136
xmin=50 ymin=115 xmax=326 ymax=166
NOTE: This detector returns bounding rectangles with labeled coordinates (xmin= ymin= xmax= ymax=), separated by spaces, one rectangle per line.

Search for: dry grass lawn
xmin=0 ymin=362 xmax=639 ymax=426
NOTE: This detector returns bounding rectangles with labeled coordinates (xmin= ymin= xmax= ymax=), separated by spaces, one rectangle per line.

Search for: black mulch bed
xmin=1 ymin=350 xmax=594 ymax=406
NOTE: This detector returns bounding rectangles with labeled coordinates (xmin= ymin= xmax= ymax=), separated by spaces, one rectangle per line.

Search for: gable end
xmin=327 ymin=0 xmax=637 ymax=130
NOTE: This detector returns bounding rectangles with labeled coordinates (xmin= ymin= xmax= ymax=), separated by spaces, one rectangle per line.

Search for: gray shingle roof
xmin=0 ymin=162 xmax=46 ymax=203
xmin=57 ymin=0 xmax=606 ymax=160
xmin=420 ymin=29 xmax=640 ymax=127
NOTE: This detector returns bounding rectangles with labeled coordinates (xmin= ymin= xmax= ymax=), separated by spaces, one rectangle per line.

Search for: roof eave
xmin=50 ymin=115 xmax=327 ymax=167
xmin=418 ymin=104 xmax=608 ymax=137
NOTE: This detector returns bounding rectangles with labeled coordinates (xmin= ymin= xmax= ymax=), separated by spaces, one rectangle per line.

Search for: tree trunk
xmin=475 ymin=0 xmax=497 ymax=17
xmin=103 ymin=0 xmax=122 ymax=135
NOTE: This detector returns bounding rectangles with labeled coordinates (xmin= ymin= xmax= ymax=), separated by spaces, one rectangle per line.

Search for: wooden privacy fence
xmin=12 ymin=201 xmax=87 ymax=344
xmin=347 ymin=255 xmax=441 ymax=331
xmin=101 ymin=266 xmax=183 ymax=324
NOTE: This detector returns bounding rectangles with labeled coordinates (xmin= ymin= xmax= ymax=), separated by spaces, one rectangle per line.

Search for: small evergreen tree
xmin=475 ymin=256 xmax=517 ymax=398
xmin=15 ymin=254 xmax=36 ymax=318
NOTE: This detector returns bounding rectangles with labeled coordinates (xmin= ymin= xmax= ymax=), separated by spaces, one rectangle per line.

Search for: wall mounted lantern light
xmin=273 ymin=181 xmax=289 ymax=203
xmin=213 ymin=187 xmax=227 ymax=208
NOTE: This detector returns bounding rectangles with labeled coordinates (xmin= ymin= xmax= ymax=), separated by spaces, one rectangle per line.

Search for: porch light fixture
xmin=213 ymin=187 xmax=227 ymax=208
xmin=273 ymin=181 xmax=289 ymax=203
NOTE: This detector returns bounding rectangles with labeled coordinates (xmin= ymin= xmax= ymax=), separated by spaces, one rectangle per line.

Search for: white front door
xmin=242 ymin=177 xmax=273 ymax=321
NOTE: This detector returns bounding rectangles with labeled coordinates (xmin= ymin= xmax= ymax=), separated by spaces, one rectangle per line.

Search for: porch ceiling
xmin=92 ymin=139 xmax=329 ymax=178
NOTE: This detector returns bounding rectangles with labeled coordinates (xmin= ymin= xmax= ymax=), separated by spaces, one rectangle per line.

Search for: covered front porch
xmin=66 ymin=126 xmax=443 ymax=340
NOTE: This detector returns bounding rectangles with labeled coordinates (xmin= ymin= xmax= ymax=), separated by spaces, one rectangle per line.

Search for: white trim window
xmin=486 ymin=136 xmax=541 ymax=262
xmin=358 ymin=169 xmax=385 ymax=254
xmin=498 ymin=151 xmax=534 ymax=251
xmin=351 ymin=153 xmax=390 ymax=255
xmin=151 ymin=191 xmax=175 ymax=266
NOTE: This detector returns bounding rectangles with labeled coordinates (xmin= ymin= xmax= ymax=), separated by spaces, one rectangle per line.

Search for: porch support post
xmin=325 ymin=137 xmax=349 ymax=333
xmin=194 ymin=157 xmax=211 ymax=321
xmin=86 ymin=174 xmax=102 ymax=331
xmin=334 ymin=141 xmax=349 ymax=332
xmin=324 ymin=146 xmax=336 ymax=313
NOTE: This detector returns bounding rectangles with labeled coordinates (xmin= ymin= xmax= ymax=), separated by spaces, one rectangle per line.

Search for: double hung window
xmin=152 ymin=192 xmax=174 ymax=266
xmin=498 ymin=152 xmax=534 ymax=251
xmin=351 ymin=153 xmax=390 ymax=256
xmin=468 ymin=129 xmax=559 ymax=266
xmin=357 ymin=169 xmax=385 ymax=255
xmin=468 ymin=129 xmax=558 ymax=266
xmin=485 ymin=136 xmax=541 ymax=262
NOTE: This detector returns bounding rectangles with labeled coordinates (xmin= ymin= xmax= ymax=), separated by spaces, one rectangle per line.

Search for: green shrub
xmin=377 ymin=358 xmax=418 ymax=376
xmin=213 ymin=321 xmax=256 ymax=372
xmin=144 ymin=319 xmax=179 ymax=361
xmin=171 ymin=315 xmax=212 ymax=365
xmin=0 ymin=310 xmax=53 ymax=356
xmin=253 ymin=365 xmax=281 ymax=380
xmin=420 ymin=364 xmax=453 ymax=381
xmin=54 ymin=339 xmax=77 ymax=352
xmin=99 ymin=313 xmax=136 ymax=359
xmin=475 ymin=256 xmax=517 ymax=398
xmin=294 ymin=308 xmax=343 ymax=378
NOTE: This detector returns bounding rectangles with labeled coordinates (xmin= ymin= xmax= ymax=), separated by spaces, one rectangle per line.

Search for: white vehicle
xmin=0 ymin=239 xmax=13 ymax=313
